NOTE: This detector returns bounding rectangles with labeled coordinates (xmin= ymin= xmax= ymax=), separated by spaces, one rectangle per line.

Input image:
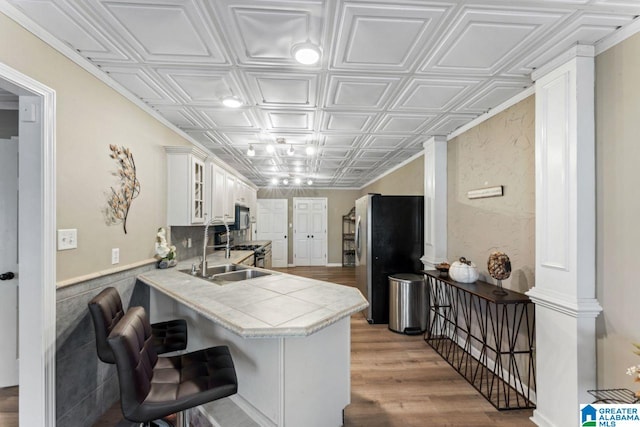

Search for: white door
xmin=293 ymin=198 xmax=327 ymax=266
xmin=256 ymin=199 xmax=288 ymax=268
xmin=0 ymin=137 xmax=19 ymax=387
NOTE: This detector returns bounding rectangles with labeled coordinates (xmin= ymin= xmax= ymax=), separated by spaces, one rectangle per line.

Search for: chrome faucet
xmin=202 ymin=215 xmax=232 ymax=277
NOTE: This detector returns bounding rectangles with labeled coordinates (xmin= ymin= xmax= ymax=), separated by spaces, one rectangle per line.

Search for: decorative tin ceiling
xmin=6 ymin=0 xmax=640 ymax=187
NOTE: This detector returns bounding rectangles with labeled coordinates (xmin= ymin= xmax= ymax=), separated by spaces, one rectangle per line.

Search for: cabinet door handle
xmin=307 ymin=235 xmax=310 ymax=238
xmin=311 ymin=235 xmax=314 ymax=238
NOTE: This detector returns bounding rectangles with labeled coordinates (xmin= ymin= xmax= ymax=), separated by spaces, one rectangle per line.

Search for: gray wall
xmin=447 ymin=95 xmax=536 ymax=294
xmin=595 ymin=31 xmax=640 ymax=390
xmin=359 ymin=154 xmax=424 ymax=196
xmin=55 ymin=264 xmax=154 ymax=426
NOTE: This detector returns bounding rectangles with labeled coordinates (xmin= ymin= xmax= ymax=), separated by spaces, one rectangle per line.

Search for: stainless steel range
xmin=233 ymin=242 xmax=272 ymax=269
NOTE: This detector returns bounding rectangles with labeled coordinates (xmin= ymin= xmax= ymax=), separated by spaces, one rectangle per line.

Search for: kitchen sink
xmin=179 ymin=263 xmax=249 ymax=277
xmin=179 ymin=263 xmax=271 ymax=284
xmin=206 ymin=264 xmax=250 ymax=275
xmin=210 ymin=269 xmax=272 ymax=283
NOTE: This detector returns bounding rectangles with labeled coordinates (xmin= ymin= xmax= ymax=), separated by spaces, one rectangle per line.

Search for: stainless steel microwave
xmin=234 ymin=205 xmax=250 ymax=230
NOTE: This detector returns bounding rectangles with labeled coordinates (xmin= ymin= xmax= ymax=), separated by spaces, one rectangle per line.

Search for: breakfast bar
xmin=137 ymin=251 xmax=368 ymax=427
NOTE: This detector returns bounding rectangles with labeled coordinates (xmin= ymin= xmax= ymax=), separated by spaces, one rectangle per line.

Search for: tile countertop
xmin=137 ymin=250 xmax=369 ymax=338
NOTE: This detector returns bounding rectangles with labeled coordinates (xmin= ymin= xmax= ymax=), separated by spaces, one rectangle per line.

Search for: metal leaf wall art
xmin=107 ymin=144 xmax=140 ymax=234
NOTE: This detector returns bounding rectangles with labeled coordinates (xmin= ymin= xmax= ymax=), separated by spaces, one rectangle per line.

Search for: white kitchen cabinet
xmin=208 ymin=162 xmax=238 ymax=225
xmin=209 ymin=162 xmax=226 ymax=222
xmin=166 ymin=146 xmax=208 ymax=225
xmin=248 ymin=186 xmax=257 ymax=222
xmin=235 ymin=180 xmax=257 ymax=220
xmin=236 ymin=180 xmax=250 ymax=207
xmin=224 ymin=173 xmax=236 ymax=222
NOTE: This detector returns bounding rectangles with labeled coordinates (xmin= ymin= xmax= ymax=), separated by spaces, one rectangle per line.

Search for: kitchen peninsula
xmin=137 ymin=249 xmax=368 ymax=427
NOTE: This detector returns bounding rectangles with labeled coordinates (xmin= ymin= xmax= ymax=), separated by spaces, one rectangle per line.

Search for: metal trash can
xmin=388 ymin=273 xmax=427 ymax=335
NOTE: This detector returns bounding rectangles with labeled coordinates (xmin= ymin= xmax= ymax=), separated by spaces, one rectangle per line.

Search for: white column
xmin=527 ymin=45 xmax=602 ymax=427
xmin=421 ymin=135 xmax=447 ymax=269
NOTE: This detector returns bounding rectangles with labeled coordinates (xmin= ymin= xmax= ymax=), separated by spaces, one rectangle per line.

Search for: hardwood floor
xmin=1 ymin=266 xmax=534 ymax=426
xmin=0 ymin=386 xmax=18 ymax=427
xmin=275 ymin=266 xmax=534 ymax=427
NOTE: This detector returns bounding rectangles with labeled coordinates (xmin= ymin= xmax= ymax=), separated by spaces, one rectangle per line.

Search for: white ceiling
xmin=7 ymin=0 xmax=640 ymax=188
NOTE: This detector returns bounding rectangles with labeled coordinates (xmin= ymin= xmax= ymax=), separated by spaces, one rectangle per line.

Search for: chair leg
xmin=176 ymin=410 xmax=189 ymax=427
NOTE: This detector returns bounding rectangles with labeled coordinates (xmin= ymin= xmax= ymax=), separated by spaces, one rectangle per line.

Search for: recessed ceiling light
xmin=247 ymin=145 xmax=255 ymax=157
xmin=292 ymin=43 xmax=321 ymax=65
xmin=307 ymin=179 xmax=313 ymax=185
xmin=287 ymin=145 xmax=295 ymax=156
xmin=270 ymin=177 xmax=278 ymax=185
xmin=222 ymin=95 xmax=243 ymax=108
xmin=305 ymin=146 xmax=315 ymax=156
xmin=294 ymin=177 xmax=301 ymax=185
xmin=266 ymin=144 xmax=275 ymax=153
xmin=283 ymin=178 xmax=289 ymax=185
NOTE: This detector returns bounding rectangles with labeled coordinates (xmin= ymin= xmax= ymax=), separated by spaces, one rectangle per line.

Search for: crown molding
xmin=447 ymin=86 xmax=535 ymax=141
xmin=596 ymin=16 xmax=640 ymax=56
xmin=0 ymin=2 xmax=250 ymax=182
xmin=531 ymin=44 xmax=595 ymax=82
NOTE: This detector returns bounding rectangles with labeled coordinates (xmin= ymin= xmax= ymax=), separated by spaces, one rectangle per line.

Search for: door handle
xmin=0 ymin=272 xmax=15 ymax=281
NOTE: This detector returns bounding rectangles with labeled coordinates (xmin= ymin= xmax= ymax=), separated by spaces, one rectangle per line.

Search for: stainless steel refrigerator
xmin=355 ymin=194 xmax=424 ymax=324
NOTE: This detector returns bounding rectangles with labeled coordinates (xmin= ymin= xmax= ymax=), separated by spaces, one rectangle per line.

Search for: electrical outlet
xmin=187 ymin=238 xmax=192 ymax=248
xmin=111 ymin=248 xmax=120 ymax=265
xmin=57 ymin=229 xmax=78 ymax=250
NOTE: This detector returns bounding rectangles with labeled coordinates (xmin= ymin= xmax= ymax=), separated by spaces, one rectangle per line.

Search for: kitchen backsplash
xmin=170 ymin=225 xmax=251 ymax=261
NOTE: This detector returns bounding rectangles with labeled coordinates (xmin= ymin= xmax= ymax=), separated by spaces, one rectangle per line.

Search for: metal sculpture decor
xmin=107 ymin=144 xmax=140 ymax=234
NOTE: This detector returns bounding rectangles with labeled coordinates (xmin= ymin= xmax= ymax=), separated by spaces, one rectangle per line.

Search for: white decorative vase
xmin=449 ymin=257 xmax=479 ymax=283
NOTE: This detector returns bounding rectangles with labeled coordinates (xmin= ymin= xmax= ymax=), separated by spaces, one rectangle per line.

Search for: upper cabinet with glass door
xmin=166 ymin=146 xmax=208 ymax=225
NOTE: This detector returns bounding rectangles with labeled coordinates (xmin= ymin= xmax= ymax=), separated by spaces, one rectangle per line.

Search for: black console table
xmin=422 ymin=270 xmax=536 ymax=410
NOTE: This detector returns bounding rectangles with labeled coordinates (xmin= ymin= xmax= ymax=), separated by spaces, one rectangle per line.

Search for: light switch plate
xmin=57 ymin=229 xmax=77 ymax=250
xmin=111 ymin=248 xmax=120 ymax=265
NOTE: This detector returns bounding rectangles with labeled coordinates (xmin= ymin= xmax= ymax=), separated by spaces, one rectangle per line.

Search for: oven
xmin=255 ymin=243 xmax=272 ymax=269
xmin=255 ymin=249 xmax=266 ymax=268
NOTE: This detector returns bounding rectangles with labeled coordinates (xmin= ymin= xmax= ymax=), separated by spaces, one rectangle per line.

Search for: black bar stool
xmin=108 ymin=306 xmax=238 ymax=427
xmin=88 ymin=287 xmax=188 ymax=364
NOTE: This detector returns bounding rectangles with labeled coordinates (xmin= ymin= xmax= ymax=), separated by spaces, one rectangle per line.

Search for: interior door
xmin=0 ymin=137 xmax=19 ymax=387
xmin=255 ymin=199 xmax=288 ymax=268
xmin=293 ymin=198 xmax=327 ymax=266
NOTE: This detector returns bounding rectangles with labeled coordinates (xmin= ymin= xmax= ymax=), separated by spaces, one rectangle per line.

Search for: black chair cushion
xmin=108 ymin=307 xmax=238 ymax=423
xmin=88 ymin=287 xmax=188 ymax=364
xmin=88 ymin=287 xmax=125 ymax=363
xmin=152 ymin=319 xmax=188 ymax=355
